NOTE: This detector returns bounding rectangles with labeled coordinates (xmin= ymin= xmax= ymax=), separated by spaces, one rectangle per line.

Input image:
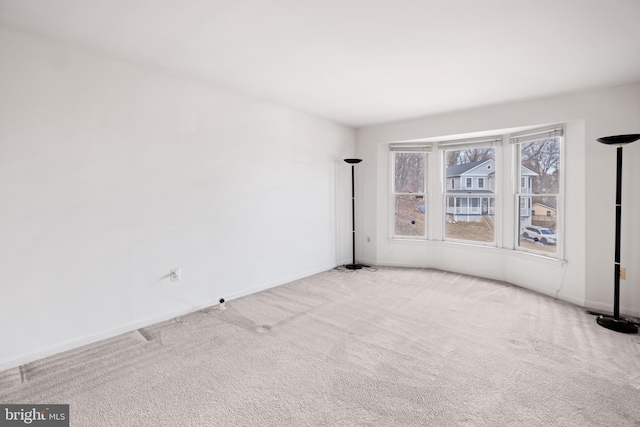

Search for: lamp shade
xmin=597 ymin=134 xmax=640 ymax=145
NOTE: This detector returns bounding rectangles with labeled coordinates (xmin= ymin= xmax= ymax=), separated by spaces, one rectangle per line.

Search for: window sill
xmin=389 ymin=237 xmax=428 ymax=244
xmin=507 ymin=248 xmax=566 ymax=265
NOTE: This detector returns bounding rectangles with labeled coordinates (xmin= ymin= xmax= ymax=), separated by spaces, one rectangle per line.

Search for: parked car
xmin=521 ymin=226 xmax=556 ymax=245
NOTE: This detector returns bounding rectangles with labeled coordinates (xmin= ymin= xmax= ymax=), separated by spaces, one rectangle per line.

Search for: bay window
xmin=388 ymin=125 xmax=564 ymax=259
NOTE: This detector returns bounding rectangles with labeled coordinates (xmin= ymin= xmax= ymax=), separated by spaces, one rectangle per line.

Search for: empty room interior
xmin=1 ymin=1 xmax=640 ymax=426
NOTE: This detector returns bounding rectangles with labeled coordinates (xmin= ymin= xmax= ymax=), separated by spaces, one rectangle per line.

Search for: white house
xmin=445 ymin=159 xmax=537 ymax=222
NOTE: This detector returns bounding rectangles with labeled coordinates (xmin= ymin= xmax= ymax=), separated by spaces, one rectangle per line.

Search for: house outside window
xmin=442 ymin=145 xmax=497 ymax=244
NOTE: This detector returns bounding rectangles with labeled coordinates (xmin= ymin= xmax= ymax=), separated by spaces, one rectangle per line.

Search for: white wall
xmin=0 ymin=27 xmax=355 ymax=370
xmin=357 ymin=82 xmax=640 ymax=316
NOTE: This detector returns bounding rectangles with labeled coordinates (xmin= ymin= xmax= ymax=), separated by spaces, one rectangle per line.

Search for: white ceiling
xmin=1 ymin=0 xmax=639 ymax=128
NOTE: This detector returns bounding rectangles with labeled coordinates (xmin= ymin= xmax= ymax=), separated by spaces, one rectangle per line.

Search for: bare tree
xmin=394 ymin=153 xmax=425 ymax=193
xmin=446 ymin=147 xmax=495 ymax=167
xmin=521 ymin=138 xmax=560 ymax=194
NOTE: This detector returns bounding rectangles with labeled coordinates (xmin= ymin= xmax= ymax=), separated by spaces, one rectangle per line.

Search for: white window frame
xmin=390 ymin=144 xmax=430 ymax=239
xmin=440 ymin=137 xmax=501 ymax=246
xmin=386 ymin=125 xmax=565 ymax=260
xmin=511 ymin=126 xmax=564 ymax=258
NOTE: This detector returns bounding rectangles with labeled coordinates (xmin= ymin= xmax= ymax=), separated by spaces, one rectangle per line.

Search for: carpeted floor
xmin=1 ymin=267 xmax=640 ymax=426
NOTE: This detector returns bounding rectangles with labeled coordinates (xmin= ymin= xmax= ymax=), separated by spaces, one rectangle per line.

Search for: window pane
xmin=395 ymin=195 xmax=425 ymax=236
xmin=517 ymin=135 xmax=560 ymax=255
xmin=521 ymin=137 xmax=560 ymax=194
xmin=444 ymin=147 xmax=495 ymax=243
xmin=394 ymin=153 xmax=425 ymax=193
xmin=445 ymin=218 xmax=495 ymax=243
xmin=518 ymin=195 xmax=558 ymax=254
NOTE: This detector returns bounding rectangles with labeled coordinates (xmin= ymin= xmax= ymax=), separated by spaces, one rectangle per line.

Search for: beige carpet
xmin=1 ymin=267 xmax=640 ymax=426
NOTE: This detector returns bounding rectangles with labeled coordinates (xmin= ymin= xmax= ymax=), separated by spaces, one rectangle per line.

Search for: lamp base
xmin=344 ymin=263 xmax=367 ymax=270
xmin=596 ymin=315 xmax=638 ymax=334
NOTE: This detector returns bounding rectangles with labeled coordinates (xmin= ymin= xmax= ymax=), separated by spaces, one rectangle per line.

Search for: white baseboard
xmin=0 ymin=299 xmax=221 ymax=372
xmin=3 ymin=263 xmax=625 ymax=372
xmin=376 ymin=262 xmax=587 ymax=309
xmin=584 ymin=299 xmax=640 ymax=319
xmin=355 ymin=257 xmax=379 ymax=268
xmin=223 ymin=263 xmax=338 ymax=302
xmin=0 ymin=263 xmax=337 ymax=372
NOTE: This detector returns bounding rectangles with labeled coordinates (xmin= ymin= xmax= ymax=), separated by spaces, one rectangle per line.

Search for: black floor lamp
xmin=595 ymin=134 xmax=639 ymax=334
xmin=344 ymin=158 xmax=367 ymax=270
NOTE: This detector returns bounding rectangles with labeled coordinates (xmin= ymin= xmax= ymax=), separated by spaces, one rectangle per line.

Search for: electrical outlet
xmin=170 ymin=268 xmax=181 ymax=282
xmin=620 ymin=267 xmax=626 ymax=280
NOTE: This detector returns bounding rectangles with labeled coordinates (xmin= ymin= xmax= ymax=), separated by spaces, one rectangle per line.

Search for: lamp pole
xmin=595 ymin=134 xmax=639 ymax=334
xmin=344 ymin=159 xmax=365 ymax=270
